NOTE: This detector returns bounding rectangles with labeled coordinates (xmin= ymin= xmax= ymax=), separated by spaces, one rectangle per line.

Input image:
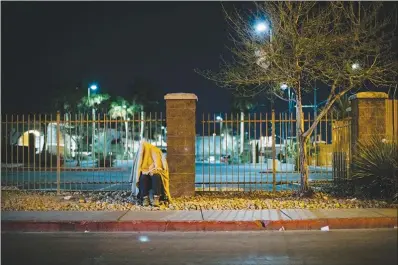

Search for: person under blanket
xmin=130 ymin=141 xmax=171 ymax=207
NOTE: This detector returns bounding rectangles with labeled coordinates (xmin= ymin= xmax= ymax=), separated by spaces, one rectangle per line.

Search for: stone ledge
xmin=164 ymin=93 xmax=198 ymax=101
xmin=349 ymin=92 xmax=388 ymax=100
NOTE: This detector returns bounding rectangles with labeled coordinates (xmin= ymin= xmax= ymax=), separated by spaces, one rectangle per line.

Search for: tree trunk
xmin=296 ymin=101 xmax=310 ymax=194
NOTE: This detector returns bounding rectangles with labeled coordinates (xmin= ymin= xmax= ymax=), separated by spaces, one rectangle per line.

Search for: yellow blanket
xmin=132 ymin=141 xmax=172 ymax=202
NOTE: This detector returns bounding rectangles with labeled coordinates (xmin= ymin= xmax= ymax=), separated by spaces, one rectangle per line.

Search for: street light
xmin=254 ymin=20 xmax=272 ymax=41
xmin=281 ymin=83 xmax=293 ymax=138
xmin=88 ymin=83 xmax=98 ymax=160
xmin=88 ymin=84 xmax=97 ymax=97
xmin=255 ymin=22 xmax=268 ymax=33
xmin=351 ymin=63 xmax=360 ymax=70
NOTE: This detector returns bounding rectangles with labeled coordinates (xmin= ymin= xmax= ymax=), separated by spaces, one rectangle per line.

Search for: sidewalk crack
xmin=116 ymin=209 xmax=130 ymax=222
xmin=279 ymin=209 xmax=292 ymax=220
xmin=200 ymin=206 xmax=204 ymax=221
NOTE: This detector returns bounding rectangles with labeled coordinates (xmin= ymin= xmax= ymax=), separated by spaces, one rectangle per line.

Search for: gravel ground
xmin=2 ymin=187 xmax=397 ymax=211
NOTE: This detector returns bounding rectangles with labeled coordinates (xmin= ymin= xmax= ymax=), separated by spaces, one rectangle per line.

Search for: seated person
xmin=131 ymin=142 xmax=171 ymax=207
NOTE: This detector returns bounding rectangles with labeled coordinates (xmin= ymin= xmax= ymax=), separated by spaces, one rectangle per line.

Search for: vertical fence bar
xmin=63 ymin=114 xmax=67 ymax=190
xmin=213 ymin=114 xmax=216 ymax=191
xmin=307 ymin=112 xmax=311 ymax=189
xmin=33 ymin=114 xmax=37 ymax=190
xmin=230 ymin=113 xmax=234 ymax=191
xmin=265 ymin=113 xmax=269 ymax=191
xmin=272 ymin=110 xmax=276 ymax=192
xmin=22 ymin=114 xmax=25 ymax=189
xmin=224 ymin=113 xmax=228 ymax=191
xmin=56 ymin=111 xmax=61 ymax=195
xmin=50 ymin=113 xmax=54 ymax=189
xmin=259 ymin=113 xmax=263 ymax=190
xmin=38 ymin=114 xmax=42 ymax=190
xmin=202 ymin=113 xmax=205 ymax=190
xmin=278 ymin=112 xmax=282 ymax=186
xmin=27 ymin=114 xmax=31 ymax=189
xmin=236 ymin=113 xmax=240 ymax=191
xmin=5 ymin=114 xmax=8 ymax=187
xmin=86 ymin=113 xmax=89 ymax=187
xmin=284 ymin=113 xmax=288 ymax=187
xmin=208 ymin=113 xmax=210 ymax=191
xmin=16 ymin=114 xmax=19 ymax=188
xmin=11 ymin=115 xmax=14 ymax=187
xmin=253 ymin=113 xmax=257 ymax=192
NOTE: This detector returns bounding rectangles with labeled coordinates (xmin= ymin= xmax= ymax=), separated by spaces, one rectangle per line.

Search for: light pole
xmin=216 ymin=115 xmax=223 ymax=133
xmin=281 ymin=84 xmax=293 ymax=138
xmin=88 ymin=84 xmax=97 ymax=160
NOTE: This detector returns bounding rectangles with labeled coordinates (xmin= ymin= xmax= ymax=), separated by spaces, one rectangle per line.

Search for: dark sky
xmin=1 ymin=1 xmax=239 ymax=114
xmin=2 ymin=2 xmax=396 ymax=116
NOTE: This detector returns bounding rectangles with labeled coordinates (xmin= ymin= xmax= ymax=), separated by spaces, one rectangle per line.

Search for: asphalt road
xmin=2 ymin=163 xmax=332 ymax=191
xmin=2 ymin=230 xmax=396 ymax=265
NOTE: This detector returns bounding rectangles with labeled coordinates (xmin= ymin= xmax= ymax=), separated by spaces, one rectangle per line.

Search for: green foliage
xmin=108 ymin=97 xmax=143 ymax=120
xmin=79 ymin=94 xmax=110 ymax=109
xmin=231 ymin=96 xmax=257 ymax=113
xmin=352 ymin=137 xmax=398 ymax=201
xmin=329 ymin=95 xmax=351 ymax=120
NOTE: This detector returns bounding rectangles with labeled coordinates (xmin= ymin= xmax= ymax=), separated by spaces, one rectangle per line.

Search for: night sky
xmin=1 ymin=1 xmax=239 ymax=115
xmin=1 ymin=1 xmax=396 ymax=115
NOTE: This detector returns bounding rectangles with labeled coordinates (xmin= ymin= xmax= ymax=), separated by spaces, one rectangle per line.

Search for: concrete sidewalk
xmin=2 ymin=208 xmax=397 ymax=232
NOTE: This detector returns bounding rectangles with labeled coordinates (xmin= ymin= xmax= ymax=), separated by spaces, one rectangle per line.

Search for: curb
xmin=2 ymin=217 xmax=397 ymax=232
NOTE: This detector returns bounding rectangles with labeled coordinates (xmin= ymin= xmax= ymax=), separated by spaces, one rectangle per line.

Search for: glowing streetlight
xmin=88 ymin=83 xmax=98 ymax=97
xmin=352 ymin=63 xmax=360 ymax=70
xmin=280 ymin=84 xmax=288 ymax=90
xmin=255 ymin=22 xmax=268 ymax=33
xmin=88 ymin=83 xmax=99 ymax=160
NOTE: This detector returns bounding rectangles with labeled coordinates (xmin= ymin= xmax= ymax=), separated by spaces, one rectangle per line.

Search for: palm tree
xmin=109 ymin=98 xmax=142 ymax=155
xmin=330 ymin=95 xmax=351 ymax=120
xmin=79 ymin=93 xmax=110 ymax=159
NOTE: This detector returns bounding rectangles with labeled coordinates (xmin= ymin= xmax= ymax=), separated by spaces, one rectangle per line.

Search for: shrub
xmin=352 ymin=137 xmax=398 ymax=201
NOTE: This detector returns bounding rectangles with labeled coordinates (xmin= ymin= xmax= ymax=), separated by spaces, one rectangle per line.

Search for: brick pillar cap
xmin=164 ymin=93 xmax=198 ymax=101
xmin=349 ymin=92 xmax=388 ymax=100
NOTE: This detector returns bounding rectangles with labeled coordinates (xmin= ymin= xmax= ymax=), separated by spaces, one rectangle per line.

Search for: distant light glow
xmin=161 ymin=126 xmax=165 ymax=129
xmin=216 ymin=116 xmax=223 ymax=121
xmin=351 ymin=63 xmax=360 ymax=70
xmin=89 ymin=84 xmax=98 ymax=90
xmin=122 ymin=105 xmax=127 ymax=108
xmin=280 ymin=84 xmax=288 ymax=90
xmin=138 ymin=235 xmax=149 ymax=242
xmin=255 ymin=22 xmax=268 ymax=33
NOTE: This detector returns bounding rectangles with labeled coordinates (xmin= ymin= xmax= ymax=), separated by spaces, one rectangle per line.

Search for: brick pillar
xmin=165 ymin=93 xmax=197 ymax=197
xmin=349 ymin=92 xmax=388 ymax=156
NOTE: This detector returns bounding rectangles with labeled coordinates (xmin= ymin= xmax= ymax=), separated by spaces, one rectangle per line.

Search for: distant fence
xmin=196 ymin=111 xmax=337 ymax=191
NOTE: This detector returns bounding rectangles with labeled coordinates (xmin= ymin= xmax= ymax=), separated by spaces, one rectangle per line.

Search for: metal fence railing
xmin=1 ymin=112 xmax=166 ymax=192
xmin=1 ymin=109 xmax=355 ymax=192
xmin=196 ymin=111 xmax=339 ymax=192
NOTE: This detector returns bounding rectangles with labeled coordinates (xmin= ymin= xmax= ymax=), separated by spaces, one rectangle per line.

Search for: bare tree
xmin=197 ymin=1 xmax=397 ymax=195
